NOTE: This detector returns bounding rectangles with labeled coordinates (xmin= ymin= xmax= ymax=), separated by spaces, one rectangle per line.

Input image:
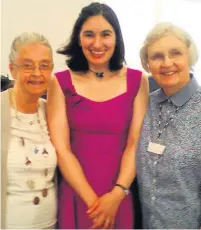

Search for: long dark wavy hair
xmin=57 ymin=2 xmax=125 ymax=72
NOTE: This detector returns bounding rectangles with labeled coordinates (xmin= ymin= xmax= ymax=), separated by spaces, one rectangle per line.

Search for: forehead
xmin=148 ymin=34 xmax=188 ymax=53
xmin=81 ymin=15 xmax=114 ymax=32
xmin=16 ymin=43 xmax=52 ymax=62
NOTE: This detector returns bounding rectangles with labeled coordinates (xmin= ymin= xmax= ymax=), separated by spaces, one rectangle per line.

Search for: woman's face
xmin=147 ymin=34 xmax=191 ymax=91
xmin=10 ymin=43 xmax=53 ymax=96
xmin=79 ymin=15 xmax=116 ymax=69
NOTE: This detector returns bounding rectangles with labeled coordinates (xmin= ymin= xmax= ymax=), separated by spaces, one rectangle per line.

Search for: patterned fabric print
xmin=136 ymin=84 xmax=201 ymax=229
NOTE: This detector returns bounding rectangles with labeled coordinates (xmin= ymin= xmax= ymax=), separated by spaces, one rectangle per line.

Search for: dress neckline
xmin=67 ymin=68 xmax=129 ymax=103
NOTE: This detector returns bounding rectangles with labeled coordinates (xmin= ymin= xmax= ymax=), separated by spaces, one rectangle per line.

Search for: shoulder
xmin=55 ymin=69 xmax=70 ymax=78
xmin=187 ymin=85 xmax=201 ymax=113
xmin=127 ymin=67 xmax=142 ymax=77
xmin=127 ymin=68 xmax=148 ymax=85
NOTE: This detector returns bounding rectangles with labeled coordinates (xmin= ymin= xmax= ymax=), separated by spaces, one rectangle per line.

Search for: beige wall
xmin=1 ymin=0 xmax=103 ymax=76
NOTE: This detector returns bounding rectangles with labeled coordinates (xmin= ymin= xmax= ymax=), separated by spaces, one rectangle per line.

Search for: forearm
xmin=115 ymin=144 xmax=136 ymax=188
xmin=58 ymin=151 xmax=98 ymax=207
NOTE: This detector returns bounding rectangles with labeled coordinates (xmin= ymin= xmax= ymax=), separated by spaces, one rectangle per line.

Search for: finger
xmin=90 ymin=214 xmax=105 ymax=229
xmin=88 ymin=207 xmax=102 ymax=219
xmin=109 ymin=217 xmax=115 ymax=229
xmin=101 ymin=218 xmax=111 ymax=229
xmin=87 ymin=200 xmax=99 ymax=214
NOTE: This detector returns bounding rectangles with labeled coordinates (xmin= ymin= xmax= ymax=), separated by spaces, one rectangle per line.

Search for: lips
xmin=90 ymin=50 xmax=105 ymax=58
xmin=161 ymin=71 xmax=176 ymax=76
xmin=28 ymin=81 xmax=44 ymax=85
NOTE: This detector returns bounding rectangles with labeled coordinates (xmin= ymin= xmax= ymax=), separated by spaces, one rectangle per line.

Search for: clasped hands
xmin=87 ymin=188 xmax=125 ymax=229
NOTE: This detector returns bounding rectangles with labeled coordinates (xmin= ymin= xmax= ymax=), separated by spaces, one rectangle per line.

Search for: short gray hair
xmin=9 ymin=32 xmax=52 ymax=63
xmin=140 ymin=22 xmax=199 ymax=72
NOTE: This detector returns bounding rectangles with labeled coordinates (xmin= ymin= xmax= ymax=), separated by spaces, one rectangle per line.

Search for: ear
xmin=9 ymin=63 xmax=17 ymax=80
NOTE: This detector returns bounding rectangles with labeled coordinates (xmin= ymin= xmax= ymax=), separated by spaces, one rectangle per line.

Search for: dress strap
xmin=55 ymin=69 xmax=73 ymax=95
xmin=127 ymin=68 xmax=142 ymax=98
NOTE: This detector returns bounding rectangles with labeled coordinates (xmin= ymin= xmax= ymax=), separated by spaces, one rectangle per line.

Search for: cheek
xmin=80 ymin=38 xmax=92 ymax=49
xmin=148 ymin=62 xmax=161 ymax=74
xmin=104 ymin=38 xmax=115 ymax=48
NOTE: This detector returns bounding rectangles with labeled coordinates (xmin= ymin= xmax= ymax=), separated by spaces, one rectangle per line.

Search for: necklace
xmin=89 ymin=69 xmax=104 ymax=78
xmin=157 ymin=102 xmax=180 ymax=139
xmin=11 ymin=89 xmax=40 ymax=125
xmin=10 ymin=89 xmax=45 ymax=143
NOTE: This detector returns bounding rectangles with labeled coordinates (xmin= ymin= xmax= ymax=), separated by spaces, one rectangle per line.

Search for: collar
xmin=153 ymin=74 xmax=199 ymax=107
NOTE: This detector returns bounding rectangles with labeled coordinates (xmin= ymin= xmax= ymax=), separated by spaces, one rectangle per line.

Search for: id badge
xmin=148 ymin=141 xmax=166 ymax=155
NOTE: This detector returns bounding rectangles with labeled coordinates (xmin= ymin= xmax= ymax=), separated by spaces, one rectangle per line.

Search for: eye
xmin=151 ymin=53 xmax=164 ymax=60
xmin=23 ymin=63 xmax=34 ymax=69
xmin=171 ymin=50 xmax=182 ymax=56
xmin=83 ymin=32 xmax=94 ymax=37
xmin=102 ymin=32 xmax=110 ymax=37
xmin=40 ymin=63 xmax=50 ymax=70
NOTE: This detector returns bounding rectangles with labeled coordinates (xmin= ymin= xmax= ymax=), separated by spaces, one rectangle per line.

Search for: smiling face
xmin=79 ymin=15 xmax=116 ymax=70
xmin=147 ymin=34 xmax=191 ymax=94
xmin=10 ymin=43 xmax=53 ymax=96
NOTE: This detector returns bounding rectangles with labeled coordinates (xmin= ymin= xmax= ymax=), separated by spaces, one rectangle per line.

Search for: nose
xmin=162 ymin=55 xmax=174 ymax=67
xmin=32 ymin=66 xmax=41 ymax=76
xmin=92 ymin=36 xmax=102 ymax=48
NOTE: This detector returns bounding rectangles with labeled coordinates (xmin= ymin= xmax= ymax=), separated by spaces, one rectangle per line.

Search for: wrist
xmin=111 ymin=186 xmax=126 ymax=201
xmin=115 ymin=183 xmax=130 ymax=196
xmin=85 ymin=193 xmax=98 ymax=208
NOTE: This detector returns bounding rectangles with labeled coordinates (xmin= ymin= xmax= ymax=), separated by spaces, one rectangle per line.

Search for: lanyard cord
xmin=157 ymin=102 xmax=180 ymax=139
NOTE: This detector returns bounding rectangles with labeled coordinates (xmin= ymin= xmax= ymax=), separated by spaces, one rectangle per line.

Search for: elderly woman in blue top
xmin=137 ymin=22 xmax=201 ymax=229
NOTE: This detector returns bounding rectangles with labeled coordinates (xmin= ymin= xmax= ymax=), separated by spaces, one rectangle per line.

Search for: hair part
xmin=57 ymin=2 xmax=125 ymax=72
xmin=140 ymin=22 xmax=199 ymax=72
xmin=9 ymin=32 xmax=52 ymax=63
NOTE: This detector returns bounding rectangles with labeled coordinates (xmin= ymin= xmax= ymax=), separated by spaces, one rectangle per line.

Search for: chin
xmin=27 ymin=87 xmax=46 ymax=96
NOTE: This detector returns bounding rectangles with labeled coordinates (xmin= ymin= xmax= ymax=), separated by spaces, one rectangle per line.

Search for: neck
xmin=89 ymin=63 xmax=109 ymax=74
xmin=163 ymin=79 xmax=190 ymax=97
xmin=10 ymin=87 xmax=40 ymax=113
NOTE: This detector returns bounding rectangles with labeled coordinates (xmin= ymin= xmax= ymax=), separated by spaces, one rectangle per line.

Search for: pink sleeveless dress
xmin=55 ymin=68 xmax=142 ymax=229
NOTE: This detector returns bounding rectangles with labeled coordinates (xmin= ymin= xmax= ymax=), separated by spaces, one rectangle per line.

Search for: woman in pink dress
xmin=47 ymin=2 xmax=148 ymax=229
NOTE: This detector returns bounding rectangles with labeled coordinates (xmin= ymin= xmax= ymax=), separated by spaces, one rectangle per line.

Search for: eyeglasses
xmin=149 ymin=50 xmax=186 ymax=63
xmin=12 ymin=62 xmax=54 ymax=74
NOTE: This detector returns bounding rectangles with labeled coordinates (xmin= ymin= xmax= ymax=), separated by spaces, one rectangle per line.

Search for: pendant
xmin=37 ymin=119 xmax=40 ymax=124
xmin=33 ymin=196 xmax=40 ymax=205
xmin=25 ymin=157 xmax=32 ymax=166
xmin=27 ymin=180 xmax=35 ymax=189
xmin=44 ymin=168 xmax=48 ymax=176
xmin=96 ymin=72 xmax=104 ymax=78
xmin=42 ymin=188 xmax=48 ymax=197
xmin=29 ymin=121 xmax=33 ymax=125
xmin=34 ymin=147 xmax=39 ymax=154
xmin=42 ymin=148 xmax=48 ymax=156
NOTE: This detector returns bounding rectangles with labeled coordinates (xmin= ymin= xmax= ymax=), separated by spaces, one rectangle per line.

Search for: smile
xmin=162 ymin=72 xmax=176 ymax=76
xmin=28 ymin=81 xmax=44 ymax=85
xmin=90 ymin=50 xmax=105 ymax=55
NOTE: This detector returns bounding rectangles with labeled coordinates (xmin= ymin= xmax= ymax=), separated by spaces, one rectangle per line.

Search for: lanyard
xmin=157 ymin=103 xmax=180 ymax=139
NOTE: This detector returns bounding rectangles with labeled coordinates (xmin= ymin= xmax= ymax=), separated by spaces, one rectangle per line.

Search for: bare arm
xmin=113 ymin=73 xmax=149 ymax=197
xmin=47 ymin=76 xmax=98 ymax=207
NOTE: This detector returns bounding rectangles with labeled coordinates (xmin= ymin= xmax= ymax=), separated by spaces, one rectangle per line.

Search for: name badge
xmin=148 ymin=141 xmax=166 ymax=155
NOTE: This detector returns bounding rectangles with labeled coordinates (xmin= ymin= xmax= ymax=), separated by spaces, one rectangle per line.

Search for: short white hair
xmin=9 ymin=32 xmax=52 ymax=63
xmin=140 ymin=22 xmax=199 ymax=72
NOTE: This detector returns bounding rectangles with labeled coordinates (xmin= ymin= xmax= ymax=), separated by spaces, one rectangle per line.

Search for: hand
xmin=87 ymin=188 xmax=125 ymax=229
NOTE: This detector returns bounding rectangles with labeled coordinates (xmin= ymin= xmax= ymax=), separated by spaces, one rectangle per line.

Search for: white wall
xmin=106 ymin=0 xmax=201 ymax=84
xmin=1 ymin=0 xmax=201 ymax=84
xmin=1 ymin=0 xmax=98 ymax=76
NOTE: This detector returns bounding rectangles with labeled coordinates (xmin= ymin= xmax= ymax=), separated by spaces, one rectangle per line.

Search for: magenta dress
xmin=55 ymin=68 xmax=142 ymax=229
